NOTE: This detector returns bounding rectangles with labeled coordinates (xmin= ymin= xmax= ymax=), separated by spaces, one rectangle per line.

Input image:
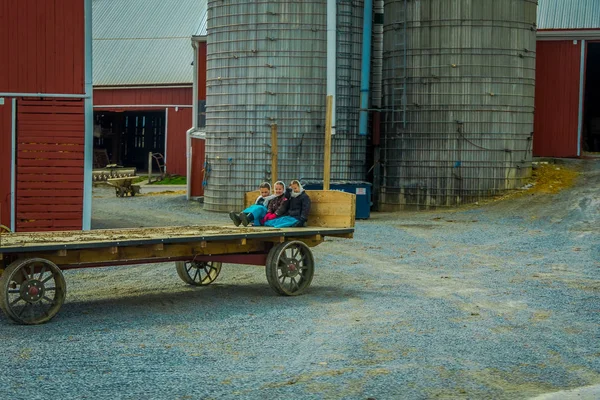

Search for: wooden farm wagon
xmin=0 ymin=190 xmax=355 ymax=324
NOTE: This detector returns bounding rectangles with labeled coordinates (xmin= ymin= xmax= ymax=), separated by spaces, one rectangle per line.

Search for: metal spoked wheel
xmin=0 ymin=258 xmax=67 ymax=325
xmin=175 ymin=260 xmax=222 ymax=286
xmin=265 ymin=241 xmax=315 ymax=296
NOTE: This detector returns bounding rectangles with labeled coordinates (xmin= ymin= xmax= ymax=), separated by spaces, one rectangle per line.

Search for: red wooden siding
xmin=190 ymin=138 xmax=206 ymax=197
xmin=0 ymin=99 xmax=11 ymax=227
xmin=198 ymin=42 xmax=207 ymax=100
xmin=93 ymin=87 xmax=192 ymax=107
xmin=166 ymin=108 xmax=192 ymax=176
xmin=16 ymin=98 xmax=84 ymax=232
xmin=533 ymin=41 xmax=582 ymax=157
xmin=0 ymin=0 xmax=85 ymax=94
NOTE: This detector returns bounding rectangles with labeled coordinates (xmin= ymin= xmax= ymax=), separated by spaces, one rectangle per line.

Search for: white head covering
xmin=290 ymin=180 xmax=304 ymax=198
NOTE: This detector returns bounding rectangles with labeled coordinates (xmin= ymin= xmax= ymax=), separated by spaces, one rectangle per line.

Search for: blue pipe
xmin=359 ymin=0 xmax=373 ymax=136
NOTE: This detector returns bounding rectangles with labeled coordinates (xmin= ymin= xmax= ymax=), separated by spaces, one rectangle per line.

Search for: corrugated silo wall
xmin=205 ymin=0 xmax=365 ymax=211
xmin=380 ymin=0 xmax=537 ymax=210
xmin=333 ymin=0 xmax=367 ymax=182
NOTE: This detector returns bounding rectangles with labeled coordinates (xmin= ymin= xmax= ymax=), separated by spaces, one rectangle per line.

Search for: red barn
xmin=534 ymin=0 xmax=600 ymax=157
xmin=187 ymin=26 xmax=207 ymax=200
xmin=92 ymin=0 xmax=207 ymax=177
xmin=0 ymin=0 xmax=92 ymax=232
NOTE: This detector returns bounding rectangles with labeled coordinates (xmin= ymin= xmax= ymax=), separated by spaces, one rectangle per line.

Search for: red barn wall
xmin=16 ymin=98 xmax=85 ymax=232
xmin=190 ymin=42 xmax=207 ymax=197
xmin=190 ymin=139 xmax=206 ymax=197
xmin=0 ymin=99 xmax=12 ymax=227
xmin=533 ymin=40 xmax=582 ymax=157
xmin=0 ymin=0 xmax=85 ymax=94
xmin=94 ymin=87 xmax=192 ymax=176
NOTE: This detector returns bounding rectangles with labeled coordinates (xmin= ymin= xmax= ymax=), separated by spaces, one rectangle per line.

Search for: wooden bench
xmin=244 ymin=190 xmax=356 ymax=228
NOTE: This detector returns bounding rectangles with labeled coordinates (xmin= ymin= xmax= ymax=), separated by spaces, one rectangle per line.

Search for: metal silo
xmin=380 ymin=0 xmax=537 ymax=210
xmin=204 ymin=0 xmax=366 ymax=211
xmin=333 ymin=0 xmax=367 ymax=182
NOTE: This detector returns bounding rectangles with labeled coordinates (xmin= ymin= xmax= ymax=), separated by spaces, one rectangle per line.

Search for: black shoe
xmin=240 ymin=213 xmax=250 ymax=227
xmin=229 ymin=211 xmax=241 ymax=226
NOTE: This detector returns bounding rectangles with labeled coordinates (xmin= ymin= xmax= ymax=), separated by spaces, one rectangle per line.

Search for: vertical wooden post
xmin=148 ymin=152 xmax=153 ymax=184
xmin=271 ymin=124 xmax=278 ymax=187
xmin=324 ymin=95 xmax=333 ymax=191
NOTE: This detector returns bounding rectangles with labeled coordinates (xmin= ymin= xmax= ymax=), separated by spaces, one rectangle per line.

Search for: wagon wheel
xmin=0 ymin=258 xmax=67 ymax=325
xmin=175 ymin=260 xmax=222 ymax=286
xmin=265 ymin=241 xmax=314 ymax=296
xmin=0 ymin=224 xmax=11 ymax=234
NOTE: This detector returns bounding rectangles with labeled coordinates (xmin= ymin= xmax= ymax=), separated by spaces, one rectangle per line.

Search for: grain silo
xmin=204 ymin=0 xmax=366 ymax=211
xmin=380 ymin=0 xmax=537 ymax=210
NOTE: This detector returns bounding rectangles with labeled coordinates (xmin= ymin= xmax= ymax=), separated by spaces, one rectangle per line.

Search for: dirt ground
xmin=0 ymin=159 xmax=598 ymax=400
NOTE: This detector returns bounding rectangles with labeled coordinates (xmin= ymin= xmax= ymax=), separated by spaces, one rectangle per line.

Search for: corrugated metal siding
xmin=204 ymin=0 xmax=366 ymax=211
xmin=93 ymin=0 xmax=207 ymax=86
xmin=0 ymin=0 xmax=85 ymax=94
xmin=190 ymin=139 xmax=206 ymax=197
xmin=166 ymin=108 xmax=192 ymax=177
xmin=537 ymin=0 xmax=600 ymax=30
xmin=16 ymin=98 xmax=85 ymax=232
xmin=194 ymin=9 xmax=208 ymax=37
xmin=0 ymin=100 xmax=11 ymax=227
xmin=533 ymin=41 xmax=581 ymax=157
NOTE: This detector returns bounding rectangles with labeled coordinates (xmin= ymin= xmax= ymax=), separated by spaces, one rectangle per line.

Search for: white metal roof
xmin=93 ymin=0 xmax=207 ymax=86
xmin=538 ymin=0 xmax=600 ymax=30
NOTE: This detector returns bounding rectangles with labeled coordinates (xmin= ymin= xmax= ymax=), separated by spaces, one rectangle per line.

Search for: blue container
xmin=301 ymin=180 xmax=372 ymax=219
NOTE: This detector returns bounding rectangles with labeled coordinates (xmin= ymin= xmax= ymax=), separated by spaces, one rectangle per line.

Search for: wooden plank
xmin=18 ymin=151 xmax=84 ymax=160
xmin=17 ymin=212 xmax=83 ymax=220
xmin=16 ymin=189 xmax=83 ymax=197
xmin=18 ymin=143 xmax=83 ymax=152
xmin=16 ymin=241 xmax=269 ymax=267
xmin=17 ymin=182 xmax=84 ymax=190
xmin=17 ymin=219 xmax=81 ymax=230
xmin=19 ymin=167 xmax=84 ymax=175
xmin=324 ymin=95 xmax=332 ymax=191
xmin=18 ymin=114 xmax=83 ymax=123
xmin=16 ymin=136 xmax=85 ymax=145
xmin=17 ymin=174 xmax=84 ymax=182
xmin=18 ymin=204 xmax=83 ymax=213
xmin=16 ymin=197 xmax=83 ymax=206
xmin=17 ymin=159 xmax=84 ymax=168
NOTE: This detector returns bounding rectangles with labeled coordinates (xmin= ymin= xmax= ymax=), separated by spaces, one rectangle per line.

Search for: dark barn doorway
xmin=93 ymin=111 xmax=165 ymax=171
xmin=583 ymin=42 xmax=600 ymax=153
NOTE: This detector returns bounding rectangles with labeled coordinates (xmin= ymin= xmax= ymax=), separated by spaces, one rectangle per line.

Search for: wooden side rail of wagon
xmin=0 ymin=190 xmax=355 ymax=325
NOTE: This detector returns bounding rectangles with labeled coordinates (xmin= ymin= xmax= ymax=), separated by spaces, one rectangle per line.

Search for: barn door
xmin=16 ymin=98 xmax=85 ymax=232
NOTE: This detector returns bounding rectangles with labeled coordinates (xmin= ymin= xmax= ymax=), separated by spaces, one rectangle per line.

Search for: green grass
xmin=152 ymin=175 xmax=187 ymax=185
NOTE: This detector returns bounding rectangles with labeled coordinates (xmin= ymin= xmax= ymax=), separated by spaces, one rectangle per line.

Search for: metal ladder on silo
xmin=336 ymin=0 xmax=356 ymax=135
xmin=390 ymin=0 xmax=407 ymax=131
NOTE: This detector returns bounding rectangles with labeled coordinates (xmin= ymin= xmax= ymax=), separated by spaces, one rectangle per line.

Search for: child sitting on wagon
xmin=264 ymin=180 xmax=311 ymax=228
xmin=229 ymin=182 xmax=275 ymax=227
xmin=261 ymin=181 xmax=288 ymax=225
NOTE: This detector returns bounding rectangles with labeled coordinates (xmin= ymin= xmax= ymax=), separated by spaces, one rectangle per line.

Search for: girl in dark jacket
xmin=264 ymin=180 xmax=311 ymax=228
xmin=261 ymin=181 xmax=288 ymax=225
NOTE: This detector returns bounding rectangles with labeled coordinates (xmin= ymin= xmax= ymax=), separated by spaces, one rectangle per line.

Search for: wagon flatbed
xmin=0 ymin=190 xmax=356 ymax=325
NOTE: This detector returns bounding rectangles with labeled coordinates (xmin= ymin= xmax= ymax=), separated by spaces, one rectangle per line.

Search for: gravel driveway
xmin=1 ymin=161 xmax=598 ymax=400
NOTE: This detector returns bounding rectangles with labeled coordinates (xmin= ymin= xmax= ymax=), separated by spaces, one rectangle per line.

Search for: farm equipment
xmin=0 ymin=190 xmax=355 ymax=324
xmin=106 ymin=176 xmax=141 ymax=197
